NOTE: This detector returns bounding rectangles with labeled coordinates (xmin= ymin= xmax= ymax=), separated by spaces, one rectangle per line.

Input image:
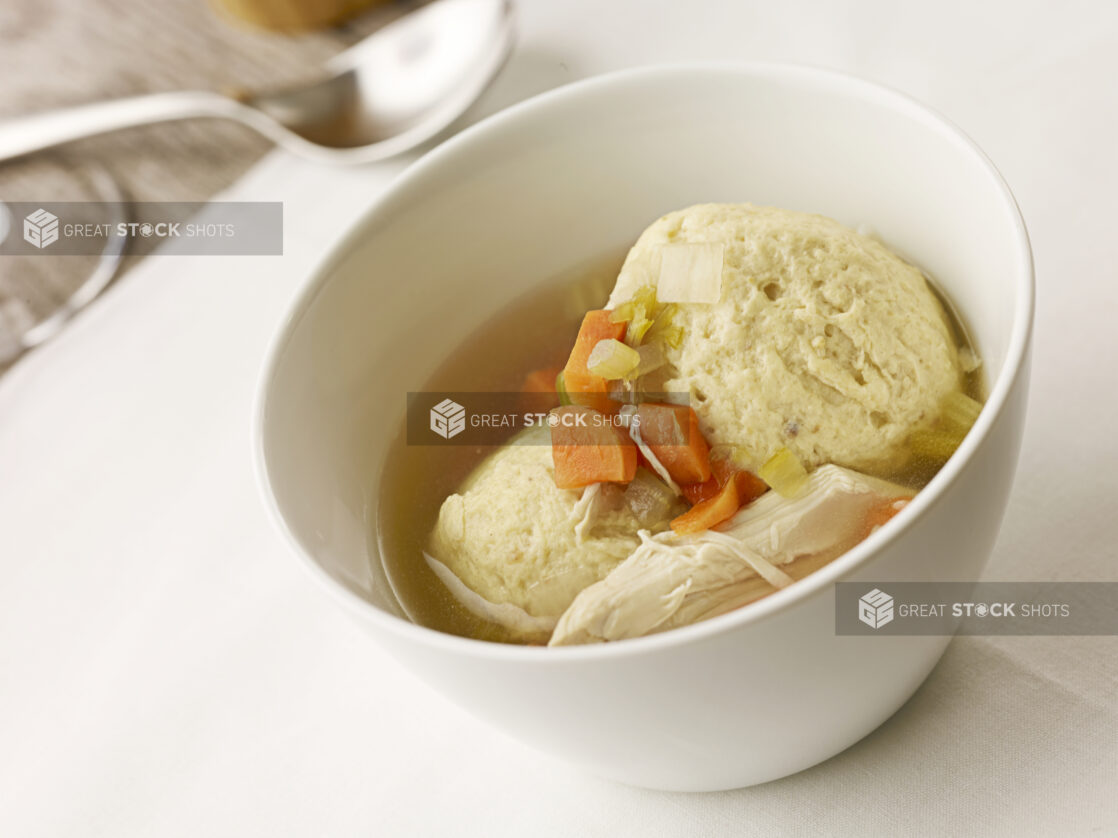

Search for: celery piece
xmin=758 ymin=447 xmax=809 ymax=497
xmin=556 ymin=372 xmax=573 ymax=406
xmin=644 ymin=303 xmax=685 ymax=350
xmin=908 ymin=428 xmax=964 ymax=462
xmin=586 ymin=338 xmax=641 ymax=380
xmin=632 ymin=284 xmax=658 ymax=312
xmin=940 ymin=390 xmax=983 ymax=436
xmin=625 ymin=315 xmax=654 ymax=346
xmin=645 ymin=302 xmax=676 ymax=336
xmin=610 ymin=301 xmax=638 ymax=324
xmin=610 ymin=285 xmax=658 ymax=325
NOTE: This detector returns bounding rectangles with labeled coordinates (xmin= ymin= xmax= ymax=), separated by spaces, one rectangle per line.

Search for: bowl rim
xmin=253 ymin=61 xmax=1035 ymax=661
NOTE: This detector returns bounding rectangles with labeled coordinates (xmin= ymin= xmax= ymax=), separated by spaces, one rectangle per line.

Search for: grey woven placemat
xmin=0 ymin=0 xmax=405 ymax=373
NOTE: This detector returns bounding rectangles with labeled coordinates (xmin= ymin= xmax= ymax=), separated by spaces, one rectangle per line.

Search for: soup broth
xmin=378 ymin=252 xmax=984 ymax=644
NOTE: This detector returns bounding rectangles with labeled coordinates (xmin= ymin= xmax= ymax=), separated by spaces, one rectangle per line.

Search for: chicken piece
xmin=424 ymin=553 xmax=558 ymax=645
xmin=549 ymin=465 xmax=914 ymax=645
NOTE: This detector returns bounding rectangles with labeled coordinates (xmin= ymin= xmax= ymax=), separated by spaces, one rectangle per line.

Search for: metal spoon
xmin=0 ymin=0 xmax=515 ymax=166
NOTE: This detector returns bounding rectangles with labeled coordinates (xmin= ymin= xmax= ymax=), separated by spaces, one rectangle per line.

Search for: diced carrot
xmin=562 ymin=311 xmax=627 ymax=410
xmin=708 ymin=455 xmax=738 ymax=486
xmin=564 ymin=311 xmax=627 ymax=378
xmin=671 ymin=478 xmax=740 ymax=535
xmin=550 ymin=405 xmax=637 ymax=489
xmin=711 ymin=456 xmax=768 ymax=507
xmin=680 ymin=452 xmax=768 ymax=511
xmin=860 ymin=497 xmax=910 ymax=540
xmin=634 ymin=403 xmax=712 ymax=484
xmin=521 ymin=366 xmax=562 ymax=395
xmin=518 ymin=366 xmax=562 ymax=415
xmin=681 ymin=476 xmax=719 ymax=506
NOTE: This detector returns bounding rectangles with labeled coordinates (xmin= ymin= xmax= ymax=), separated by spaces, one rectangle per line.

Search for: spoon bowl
xmin=0 ymin=0 xmax=515 ymax=165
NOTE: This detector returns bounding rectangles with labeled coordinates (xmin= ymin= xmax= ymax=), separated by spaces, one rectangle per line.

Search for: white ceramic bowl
xmin=255 ymin=64 xmax=1033 ymax=791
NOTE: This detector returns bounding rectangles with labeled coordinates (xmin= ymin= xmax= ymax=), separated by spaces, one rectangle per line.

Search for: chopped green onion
xmin=555 ymin=372 xmax=572 ymax=406
xmin=758 ymin=447 xmax=809 ymax=497
xmin=586 ymin=338 xmax=641 ymax=380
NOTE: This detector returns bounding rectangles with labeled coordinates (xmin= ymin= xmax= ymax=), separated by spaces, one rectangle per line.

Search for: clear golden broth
xmin=376 ymin=252 xmax=984 ymax=644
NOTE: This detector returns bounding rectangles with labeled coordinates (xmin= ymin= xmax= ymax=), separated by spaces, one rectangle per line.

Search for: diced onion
xmin=625 ymin=341 xmax=666 ymax=380
xmin=758 ymin=447 xmax=809 ymax=498
xmin=657 ymin=242 xmax=725 ymax=304
xmin=616 ymin=403 xmax=638 ymax=428
xmin=623 ymin=468 xmax=679 ymax=529
xmin=607 ymin=379 xmax=640 ymax=404
xmin=586 ymin=338 xmax=640 ymax=379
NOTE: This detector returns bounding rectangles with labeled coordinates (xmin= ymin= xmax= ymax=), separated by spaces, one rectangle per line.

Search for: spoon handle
xmin=0 ymin=91 xmax=249 ymax=163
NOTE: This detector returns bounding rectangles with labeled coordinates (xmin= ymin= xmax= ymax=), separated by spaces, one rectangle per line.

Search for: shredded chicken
xmin=424 ymin=552 xmax=557 ymax=641
xmin=624 ymin=408 xmax=681 ymax=495
xmin=569 ymin=482 xmax=603 ymax=545
xmin=699 ymin=529 xmax=794 ymax=589
xmin=549 ymin=465 xmax=913 ymax=645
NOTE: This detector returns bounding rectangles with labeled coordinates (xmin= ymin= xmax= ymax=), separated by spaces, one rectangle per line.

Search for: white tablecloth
xmin=2 ymin=2 xmax=1116 ymax=835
